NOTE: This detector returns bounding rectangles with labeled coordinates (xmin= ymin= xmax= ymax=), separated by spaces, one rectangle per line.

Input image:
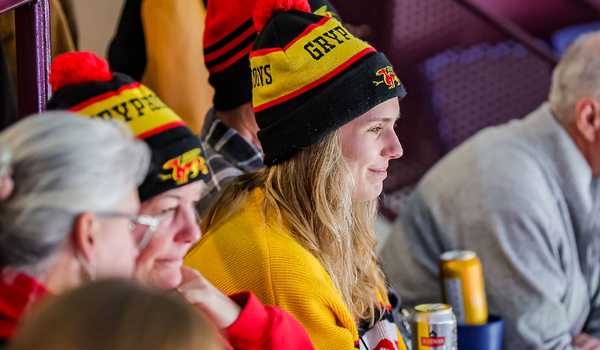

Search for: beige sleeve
xmin=141 ymin=0 xmax=213 ymax=134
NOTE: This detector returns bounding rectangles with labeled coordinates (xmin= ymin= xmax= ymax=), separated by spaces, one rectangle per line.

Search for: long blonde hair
xmin=205 ymin=131 xmax=387 ymax=323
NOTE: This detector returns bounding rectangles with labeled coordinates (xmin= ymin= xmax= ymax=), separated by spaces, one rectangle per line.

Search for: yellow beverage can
xmin=440 ymin=250 xmax=488 ymax=325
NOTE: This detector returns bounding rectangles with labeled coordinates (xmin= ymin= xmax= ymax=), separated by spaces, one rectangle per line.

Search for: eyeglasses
xmin=96 ymin=212 xmax=162 ymax=250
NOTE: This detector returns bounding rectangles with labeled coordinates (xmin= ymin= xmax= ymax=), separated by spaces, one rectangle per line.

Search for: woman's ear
xmin=71 ymin=212 xmax=97 ymax=263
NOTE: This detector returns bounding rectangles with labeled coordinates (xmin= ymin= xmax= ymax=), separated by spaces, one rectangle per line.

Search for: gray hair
xmin=0 ymin=111 xmax=150 ymax=271
xmin=549 ymin=32 xmax=600 ymax=121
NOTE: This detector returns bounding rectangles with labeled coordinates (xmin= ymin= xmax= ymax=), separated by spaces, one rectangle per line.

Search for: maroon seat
xmin=422 ymin=41 xmax=552 ymax=152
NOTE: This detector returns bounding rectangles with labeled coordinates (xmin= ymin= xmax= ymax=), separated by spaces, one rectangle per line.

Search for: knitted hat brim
xmin=138 ymin=128 xmax=209 ymax=202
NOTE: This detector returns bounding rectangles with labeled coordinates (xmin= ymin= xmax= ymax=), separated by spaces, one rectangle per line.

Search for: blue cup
xmin=457 ymin=315 xmax=503 ymax=350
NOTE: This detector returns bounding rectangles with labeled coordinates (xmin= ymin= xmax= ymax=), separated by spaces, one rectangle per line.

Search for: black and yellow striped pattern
xmin=251 ymin=16 xmax=373 ymax=111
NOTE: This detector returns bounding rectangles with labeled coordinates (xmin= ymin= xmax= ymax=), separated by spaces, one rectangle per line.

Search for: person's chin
xmin=371 ymin=186 xmax=384 ymax=200
xmin=354 ymin=182 xmax=383 ymax=202
xmin=368 ymin=178 xmax=384 ymax=194
xmin=152 ymin=260 xmax=184 ymax=289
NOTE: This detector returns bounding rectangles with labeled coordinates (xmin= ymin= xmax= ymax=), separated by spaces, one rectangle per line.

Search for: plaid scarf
xmin=196 ymin=109 xmax=264 ymax=217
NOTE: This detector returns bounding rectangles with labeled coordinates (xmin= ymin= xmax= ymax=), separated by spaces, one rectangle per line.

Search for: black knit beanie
xmin=250 ymin=0 xmax=407 ymax=165
xmin=47 ymin=52 xmax=212 ymax=202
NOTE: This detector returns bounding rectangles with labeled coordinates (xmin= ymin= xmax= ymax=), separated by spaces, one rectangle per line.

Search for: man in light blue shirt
xmin=382 ymin=33 xmax=600 ymax=349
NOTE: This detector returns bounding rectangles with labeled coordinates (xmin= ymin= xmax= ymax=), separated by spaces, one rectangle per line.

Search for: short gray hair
xmin=549 ymin=32 xmax=600 ymax=121
xmin=0 ymin=112 xmax=150 ymax=270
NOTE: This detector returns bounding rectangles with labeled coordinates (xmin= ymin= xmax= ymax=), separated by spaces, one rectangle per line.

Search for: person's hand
xmin=177 ymin=267 xmax=241 ymax=329
xmin=573 ymin=333 xmax=600 ymax=350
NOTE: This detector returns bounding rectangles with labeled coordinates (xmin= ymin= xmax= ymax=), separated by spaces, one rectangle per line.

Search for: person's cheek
xmin=101 ymin=225 xmax=126 ymax=274
xmin=135 ymin=238 xmax=161 ymax=284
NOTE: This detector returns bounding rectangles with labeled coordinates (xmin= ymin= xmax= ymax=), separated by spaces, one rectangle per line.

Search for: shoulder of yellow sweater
xmin=190 ymin=187 xmax=338 ymax=288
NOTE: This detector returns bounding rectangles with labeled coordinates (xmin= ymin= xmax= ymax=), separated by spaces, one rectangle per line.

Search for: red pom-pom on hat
xmin=253 ymin=0 xmax=310 ymax=32
xmin=49 ymin=51 xmax=113 ymax=93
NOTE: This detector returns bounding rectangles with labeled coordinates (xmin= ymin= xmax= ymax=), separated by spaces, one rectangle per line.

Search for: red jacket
xmin=0 ymin=272 xmax=48 ymax=341
xmin=225 ymin=292 xmax=315 ymax=350
xmin=0 ymin=273 xmax=313 ymax=350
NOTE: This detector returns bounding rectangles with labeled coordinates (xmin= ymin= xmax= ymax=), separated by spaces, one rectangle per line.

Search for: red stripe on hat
xmin=249 ymin=47 xmax=281 ymax=58
xmin=253 ymin=47 xmax=375 ymax=112
xmin=204 ymin=25 xmax=256 ymax=63
xmin=137 ymin=121 xmax=186 ymax=139
xmin=250 ymin=16 xmax=330 ymax=58
xmin=208 ymin=42 xmax=254 ymax=74
xmin=69 ymin=82 xmax=142 ymax=112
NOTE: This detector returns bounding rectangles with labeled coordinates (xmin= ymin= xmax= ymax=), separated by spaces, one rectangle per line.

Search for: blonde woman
xmin=186 ymin=0 xmax=408 ymax=349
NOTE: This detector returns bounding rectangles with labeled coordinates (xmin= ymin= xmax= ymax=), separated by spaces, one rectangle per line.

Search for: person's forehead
xmin=362 ymin=100 xmax=401 ymax=122
xmin=365 ymin=113 xmax=401 ymax=122
xmin=145 ymin=182 xmax=207 ymax=204
xmin=170 ymin=182 xmax=206 ymax=199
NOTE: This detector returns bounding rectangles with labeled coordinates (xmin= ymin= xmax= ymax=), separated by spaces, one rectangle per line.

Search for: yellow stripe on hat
xmin=70 ymin=83 xmax=184 ymax=139
xmin=250 ymin=16 xmax=374 ymax=112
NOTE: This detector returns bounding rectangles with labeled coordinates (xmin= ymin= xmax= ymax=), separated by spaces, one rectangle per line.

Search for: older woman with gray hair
xmin=0 ymin=112 xmax=152 ymax=345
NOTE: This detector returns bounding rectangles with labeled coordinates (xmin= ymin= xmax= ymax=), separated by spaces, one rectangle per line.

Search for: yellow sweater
xmin=185 ymin=188 xmax=359 ymax=349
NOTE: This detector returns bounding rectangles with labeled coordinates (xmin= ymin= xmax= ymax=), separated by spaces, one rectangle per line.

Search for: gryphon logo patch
xmin=373 ymin=66 xmax=401 ymax=90
xmin=160 ymin=148 xmax=209 ymax=185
